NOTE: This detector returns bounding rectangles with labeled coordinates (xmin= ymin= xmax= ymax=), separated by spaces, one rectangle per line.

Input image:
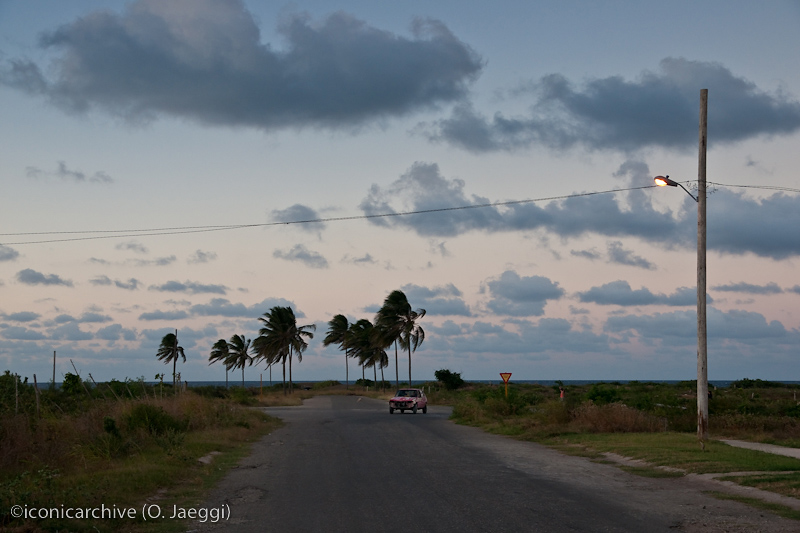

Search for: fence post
xmin=33 ymin=374 xmax=41 ymax=419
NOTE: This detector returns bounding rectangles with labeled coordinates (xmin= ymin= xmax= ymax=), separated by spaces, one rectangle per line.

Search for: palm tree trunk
xmin=394 ymin=340 xmax=399 ymax=389
xmin=282 ymin=359 xmax=287 ymax=395
xmin=242 ymin=365 xmax=245 ymax=388
xmin=345 ymin=347 xmax=349 ymax=390
xmin=380 ymin=365 xmax=385 ymax=392
xmin=373 ymin=363 xmax=377 ymax=388
xmin=408 ymin=344 xmax=412 ymax=386
xmin=173 ymin=329 xmax=178 ymax=389
xmin=289 ymin=350 xmax=293 ymax=394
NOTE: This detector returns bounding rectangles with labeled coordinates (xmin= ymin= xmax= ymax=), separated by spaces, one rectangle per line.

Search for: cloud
xmin=51 ymin=312 xmax=112 ymax=324
xmin=605 ymin=307 xmax=794 ymax=346
xmin=129 ymin=256 xmax=177 ymax=267
xmin=1 ymin=326 xmax=47 ymax=340
xmin=149 ymin=280 xmax=228 ymax=295
xmin=1 ymin=1 xmax=481 ymax=130
xmin=400 ymin=283 xmax=471 ymax=316
xmin=16 ymin=268 xmax=73 ymax=287
xmin=188 ymin=250 xmax=217 ymax=264
xmin=341 ymin=253 xmax=378 ymax=266
xmin=138 ymin=309 xmax=191 ymax=321
xmin=271 ymin=204 xmax=325 ymax=233
xmin=0 ymin=245 xmax=20 ymax=262
xmin=426 ymin=317 xmax=610 ymax=356
xmin=360 ymin=161 xmax=800 ymax=260
xmin=50 ymin=322 xmax=93 ymax=341
xmin=577 ymin=281 xmax=701 ymax=307
xmin=607 ymin=241 xmax=655 ymax=270
xmin=116 ymin=241 xmax=148 ymax=254
xmin=424 ymin=58 xmax=800 ymax=153
xmin=712 ymin=282 xmax=783 ymax=295
xmin=484 ymin=270 xmax=564 ymax=317
xmin=96 ymin=324 xmax=138 ymax=341
xmin=273 ymin=244 xmax=329 ymax=269
xmin=190 ymin=297 xmax=304 ymax=318
xmin=90 ymin=275 xmax=141 ymax=290
xmin=2 ymin=311 xmax=40 ymax=322
xmin=570 ymin=248 xmax=602 ymax=261
xmin=25 ymin=161 xmax=113 ymax=183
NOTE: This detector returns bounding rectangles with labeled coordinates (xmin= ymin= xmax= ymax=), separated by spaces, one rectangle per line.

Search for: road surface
xmin=193 ymin=395 xmax=799 ymax=532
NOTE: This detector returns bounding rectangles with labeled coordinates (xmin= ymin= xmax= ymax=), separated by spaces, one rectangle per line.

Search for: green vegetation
xmin=434 ymin=369 xmax=465 ymax=390
xmin=251 ymin=306 xmax=316 ymax=395
xmin=436 ymin=379 xmax=800 ymax=510
xmin=0 ymin=371 xmax=281 ymax=532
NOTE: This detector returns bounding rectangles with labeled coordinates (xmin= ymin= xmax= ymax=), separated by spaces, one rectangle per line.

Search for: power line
xmin=1 ymin=185 xmax=657 ymax=245
xmin=1 ymin=182 xmax=797 ymax=246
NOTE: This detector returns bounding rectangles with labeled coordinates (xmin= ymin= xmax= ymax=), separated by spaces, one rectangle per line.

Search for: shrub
xmin=229 ymin=387 xmax=258 ymax=406
xmin=434 ymin=369 xmax=465 ymax=390
xmin=312 ymin=380 xmax=341 ymax=389
xmin=126 ymin=404 xmax=186 ymax=435
xmin=586 ymin=384 xmax=621 ymax=405
xmin=61 ymin=373 xmax=84 ymax=395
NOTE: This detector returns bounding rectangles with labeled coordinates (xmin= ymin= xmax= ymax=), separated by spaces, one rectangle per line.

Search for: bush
xmin=313 ymin=380 xmax=341 ymax=389
xmin=62 ymin=373 xmax=84 ymax=395
xmin=434 ymin=369 xmax=465 ymax=390
xmin=586 ymin=384 xmax=621 ymax=405
xmin=126 ymin=404 xmax=186 ymax=435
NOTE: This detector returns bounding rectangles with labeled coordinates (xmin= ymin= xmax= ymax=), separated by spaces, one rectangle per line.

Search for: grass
xmin=541 ymin=432 xmax=800 ymax=474
xmin=718 ymin=472 xmax=800 ymax=500
xmin=0 ymin=381 xmax=282 ymax=532
xmin=6 ymin=374 xmax=800 ymax=527
xmin=706 ymin=491 xmax=800 ymax=521
xmin=442 ymin=378 xmax=800 ymax=515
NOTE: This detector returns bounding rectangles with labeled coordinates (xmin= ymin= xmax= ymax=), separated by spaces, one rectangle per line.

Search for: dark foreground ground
xmin=192 ymin=395 xmax=800 ymax=532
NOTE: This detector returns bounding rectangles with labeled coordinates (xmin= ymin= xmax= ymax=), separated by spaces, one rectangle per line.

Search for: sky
xmin=1 ymin=0 xmax=800 ymax=384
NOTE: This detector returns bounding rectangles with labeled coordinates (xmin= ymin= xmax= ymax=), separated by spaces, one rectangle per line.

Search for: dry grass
xmin=1 ymin=391 xmax=281 ymax=532
xmin=570 ymin=402 xmax=665 ymax=433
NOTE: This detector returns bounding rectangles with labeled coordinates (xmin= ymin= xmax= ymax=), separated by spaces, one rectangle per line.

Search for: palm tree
xmin=209 ymin=338 xmax=230 ymax=388
xmin=349 ymin=319 xmax=389 ymax=391
xmin=376 ymin=290 xmax=426 ymax=387
xmin=253 ymin=306 xmax=315 ymax=394
xmin=226 ymin=334 xmax=253 ymax=387
xmin=323 ymin=314 xmax=350 ymax=389
xmin=157 ymin=329 xmax=186 ymax=389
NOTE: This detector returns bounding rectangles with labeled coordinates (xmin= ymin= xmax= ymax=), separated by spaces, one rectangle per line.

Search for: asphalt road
xmin=192 ymin=395 xmax=800 ymax=532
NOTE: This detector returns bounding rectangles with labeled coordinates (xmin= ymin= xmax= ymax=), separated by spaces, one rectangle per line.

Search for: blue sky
xmin=1 ymin=0 xmax=800 ymax=383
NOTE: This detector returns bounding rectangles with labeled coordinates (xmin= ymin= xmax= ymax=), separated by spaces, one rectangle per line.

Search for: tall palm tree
xmin=324 ymin=314 xmax=350 ymax=389
xmin=156 ymin=329 xmax=185 ymax=389
xmin=376 ymin=290 xmax=426 ymax=387
xmin=253 ymin=306 xmax=315 ymax=394
xmin=349 ymin=319 xmax=388 ymax=390
xmin=209 ymin=338 xmax=230 ymax=388
xmin=226 ymin=334 xmax=253 ymax=387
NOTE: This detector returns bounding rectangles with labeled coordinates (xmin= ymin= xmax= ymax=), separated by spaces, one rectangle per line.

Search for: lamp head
xmin=654 ymin=175 xmax=677 ymax=187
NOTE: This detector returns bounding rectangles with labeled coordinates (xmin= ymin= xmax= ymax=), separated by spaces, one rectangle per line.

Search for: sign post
xmin=499 ymin=372 xmax=512 ymax=398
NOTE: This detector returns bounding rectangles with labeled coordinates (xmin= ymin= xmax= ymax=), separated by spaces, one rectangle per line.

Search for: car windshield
xmin=396 ymin=390 xmax=417 ymax=397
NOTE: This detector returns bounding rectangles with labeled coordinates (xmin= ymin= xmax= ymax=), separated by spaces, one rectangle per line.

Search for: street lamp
xmin=654 ymin=89 xmax=709 ymax=444
xmin=654 ymin=175 xmax=698 ymax=202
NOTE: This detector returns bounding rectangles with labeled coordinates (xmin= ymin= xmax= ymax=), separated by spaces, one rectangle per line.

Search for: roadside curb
xmin=600 ymin=451 xmax=800 ymax=511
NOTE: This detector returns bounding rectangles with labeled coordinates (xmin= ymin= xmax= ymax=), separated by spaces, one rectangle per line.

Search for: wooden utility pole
xmin=697 ymin=89 xmax=709 ymax=442
xmin=52 ymin=350 xmax=56 ymax=390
